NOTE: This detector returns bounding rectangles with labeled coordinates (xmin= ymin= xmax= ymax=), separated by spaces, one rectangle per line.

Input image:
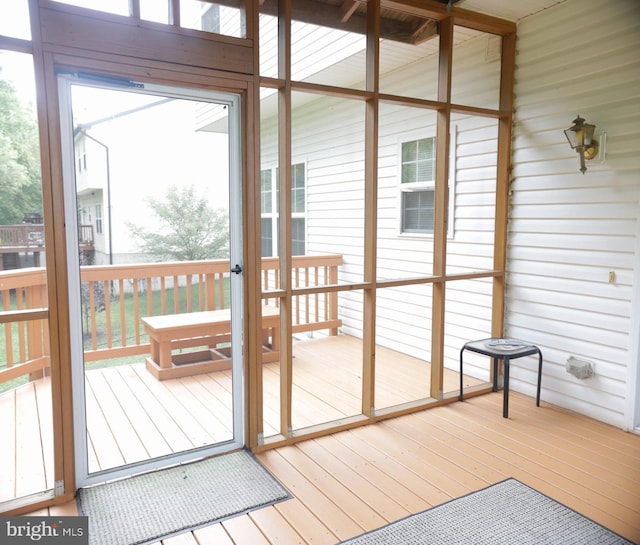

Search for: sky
xmin=0 ymin=1 xmax=30 ymax=41
xmin=0 ymin=50 xmax=37 ymax=110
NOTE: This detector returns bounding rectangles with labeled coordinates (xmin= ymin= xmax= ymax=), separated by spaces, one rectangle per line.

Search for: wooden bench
xmin=142 ymin=305 xmax=280 ymax=380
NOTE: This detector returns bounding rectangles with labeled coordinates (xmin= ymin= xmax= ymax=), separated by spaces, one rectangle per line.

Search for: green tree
xmin=128 ymin=184 xmax=229 ymax=261
xmin=0 ymin=72 xmax=42 ymax=225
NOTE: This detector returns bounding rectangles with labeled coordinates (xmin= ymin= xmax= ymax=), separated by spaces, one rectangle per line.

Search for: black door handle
xmin=231 ymin=264 xmax=243 ymax=274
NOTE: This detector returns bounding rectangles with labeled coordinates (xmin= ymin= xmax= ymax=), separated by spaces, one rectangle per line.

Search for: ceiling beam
xmin=382 ymin=0 xmax=516 ymax=35
xmin=214 ymin=0 xmax=439 ymax=44
xmin=207 ymin=0 xmax=513 ymax=37
xmin=411 ymin=19 xmax=440 ymax=44
xmin=340 ymin=0 xmax=359 ymax=23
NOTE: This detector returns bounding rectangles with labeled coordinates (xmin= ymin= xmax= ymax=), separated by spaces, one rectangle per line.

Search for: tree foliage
xmin=128 ymin=185 xmax=229 ymax=261
xmin=0 ymin=73 xmax=42 ymax=225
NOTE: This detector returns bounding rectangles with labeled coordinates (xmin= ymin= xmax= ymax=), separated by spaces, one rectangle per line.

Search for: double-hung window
xmin=400 ymin=137 xmax=436 ymax=234
xmin=290 ymin=163 xmax=306 ymax=256
xmin=260 ymin=169 xmax=274 ymax=257
xmin=261 ymin=163 xmax=306 ymax=257
xmin=95 ymin=203 xmax=103 ymax=235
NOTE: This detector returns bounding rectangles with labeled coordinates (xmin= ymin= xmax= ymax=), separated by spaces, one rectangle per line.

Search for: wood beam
xmin=362 ymin=0 xmax=380 ymax=418
xmin=410 ymin=18 xmax=439 ymax=44
xmin=382 ymin=0 xmax=516 ymax=35
xmin=277 ymin=0 xmax=293 ymax=438
xmin=430 ymin=14 xmax=453 ymax=401
xmin=492 ymin=31 xmax=516 ymax=338
xmin=246 ymin=0 xmax=264 ymax=449
xmin=340 ymin=0 xmax=359 ymax=23
xmin=250 ymin=0 xmax=436 ymax=44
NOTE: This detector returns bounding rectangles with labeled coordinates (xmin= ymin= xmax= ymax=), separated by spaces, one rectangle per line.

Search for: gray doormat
xmin=340 ymin=478 xmax=633 ymax=545
xmin=77 ymin=449 xmax=290 ymax=545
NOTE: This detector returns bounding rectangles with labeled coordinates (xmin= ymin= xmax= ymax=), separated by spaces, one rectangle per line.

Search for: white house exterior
xmin=258 ymin=0 xmax=640 ymax=431
xmin=505 ymin=0 xmax=640 ymax=431
xmin=61 ymin=0 xmax=640 ymax=432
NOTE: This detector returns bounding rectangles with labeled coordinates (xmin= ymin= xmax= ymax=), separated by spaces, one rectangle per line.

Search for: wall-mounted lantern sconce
xmin=564 ymin=115 xmax=599 ymax=174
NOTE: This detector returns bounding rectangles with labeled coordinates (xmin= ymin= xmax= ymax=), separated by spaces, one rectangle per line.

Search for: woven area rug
xmin=340 ymin=478 xmax=633 ymax=545
xmin=77 ymin=449 xmax=290 ymax=545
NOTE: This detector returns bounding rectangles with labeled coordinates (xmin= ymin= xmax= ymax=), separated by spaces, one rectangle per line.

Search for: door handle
xmin=231 ymin=264 xmax=243 ymax=274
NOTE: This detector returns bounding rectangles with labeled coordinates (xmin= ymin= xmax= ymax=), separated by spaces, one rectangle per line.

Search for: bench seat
xmin=142 ymin=306 xmax=280 ymax=380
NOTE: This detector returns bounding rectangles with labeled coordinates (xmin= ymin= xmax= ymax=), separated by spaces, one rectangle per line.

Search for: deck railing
xmin=0 ymin=224 xmax=94 ymax=252
xmin=0 ymin=255 xmax=343 ymax=383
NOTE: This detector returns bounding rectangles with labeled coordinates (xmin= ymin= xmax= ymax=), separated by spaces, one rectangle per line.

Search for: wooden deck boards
xmin=0 ymin=380 xmax=54 ymax=500
xmin=37 ymin=393 xmax=640 ymax=544
xmin=5 ymin=336 xmax=640 ymax=543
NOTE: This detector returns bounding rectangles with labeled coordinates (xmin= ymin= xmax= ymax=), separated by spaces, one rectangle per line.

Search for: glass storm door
xmin=58 ymin=75 xmax=243 ymax=487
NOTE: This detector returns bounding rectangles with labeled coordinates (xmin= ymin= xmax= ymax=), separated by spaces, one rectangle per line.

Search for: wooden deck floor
xmin=1 ymin=335 xmax=476 ymax=489
xmin=8 ymin=336 xmax=640 ymax=543
xmin=30 ymin=393 xmax=640 ymax=544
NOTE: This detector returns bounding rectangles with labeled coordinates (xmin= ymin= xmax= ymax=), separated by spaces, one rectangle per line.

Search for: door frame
xmin=57 ymin=74 xmax=245 ymax=487
xmin=628 ymin=211 xmax=640 ymax=433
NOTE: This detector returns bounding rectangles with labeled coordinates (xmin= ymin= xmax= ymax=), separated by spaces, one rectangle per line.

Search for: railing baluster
xmin=218 ymin=272 xmax=225 ymax=310
xmin=146 ymin=277 xmax=153 ymax=318
xmin=173 ymin=275 xmax=179 ymax=314
xmin=2 ymin=289 xmax=14 ymax=366
xmin=104 ymin=280 xmax=112 ymax=348
xmin=16 ymin=287 xmax=26 ymax=362
xmin=26 ymin=284 xmax=45 ymax=380
xmin=160 ymin=277 xmax=167 ymax=315
xmin=133 ymin=278 xmax=140 ymax=345
xmin=119 ymin=279 xmax=126 ymax=347
xmin=89 ymin=281 xmax=97 ymax=350
xmin=324 ymin=266 xmax=329 ymax=322
xmin=198 ymin=273 xmax=205 ymax=311
xmin=205 ymin=272 xmax=215 ymax=310
xmin=4 ymin=322 xmax=13 ymax=366
xmin=295 ymin=267 xmax=300 ymax=326
xmin=0 ymin=256 xmax=343 ymax=383
xmin=186 ymin=275 xmax=193 ymax=313
xmin=305 ymin=267 xmax=309 ymax=326
xmin=314 ymin=266 xmax=319 ymax=323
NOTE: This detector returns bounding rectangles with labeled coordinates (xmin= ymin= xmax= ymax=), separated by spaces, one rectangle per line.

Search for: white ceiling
xmin=456 ymin=0 xmax=568 ymax=22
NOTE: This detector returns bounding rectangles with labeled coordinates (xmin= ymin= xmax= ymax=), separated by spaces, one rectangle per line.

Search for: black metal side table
xmin=459 ymin=338 xmax=543 ymax=418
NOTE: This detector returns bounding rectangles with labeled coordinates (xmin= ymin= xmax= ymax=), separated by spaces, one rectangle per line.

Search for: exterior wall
xmin=260 ymin=0 xmax=640 ymax=429
xmin=507 ymin=0 xmax=640 ymax=428
xmin=262 ymin=33 xmax=501 ymax=382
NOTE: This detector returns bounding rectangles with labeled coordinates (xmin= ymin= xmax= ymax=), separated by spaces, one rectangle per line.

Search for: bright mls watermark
xmin=1 ymin=517 xmax=88 ymax=544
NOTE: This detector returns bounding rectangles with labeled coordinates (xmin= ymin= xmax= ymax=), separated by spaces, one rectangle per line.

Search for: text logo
xmin=1 ymin=517 xmax=88 ymax=545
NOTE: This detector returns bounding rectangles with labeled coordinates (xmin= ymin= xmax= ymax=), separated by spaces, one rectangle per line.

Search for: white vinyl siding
xmin=260 ymin=33 xmax=500 ymax=362
xmin=506 ymin=0 xmax=640 ymax=428
xmin=259 ymin=0 xmax=640 ymax=429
